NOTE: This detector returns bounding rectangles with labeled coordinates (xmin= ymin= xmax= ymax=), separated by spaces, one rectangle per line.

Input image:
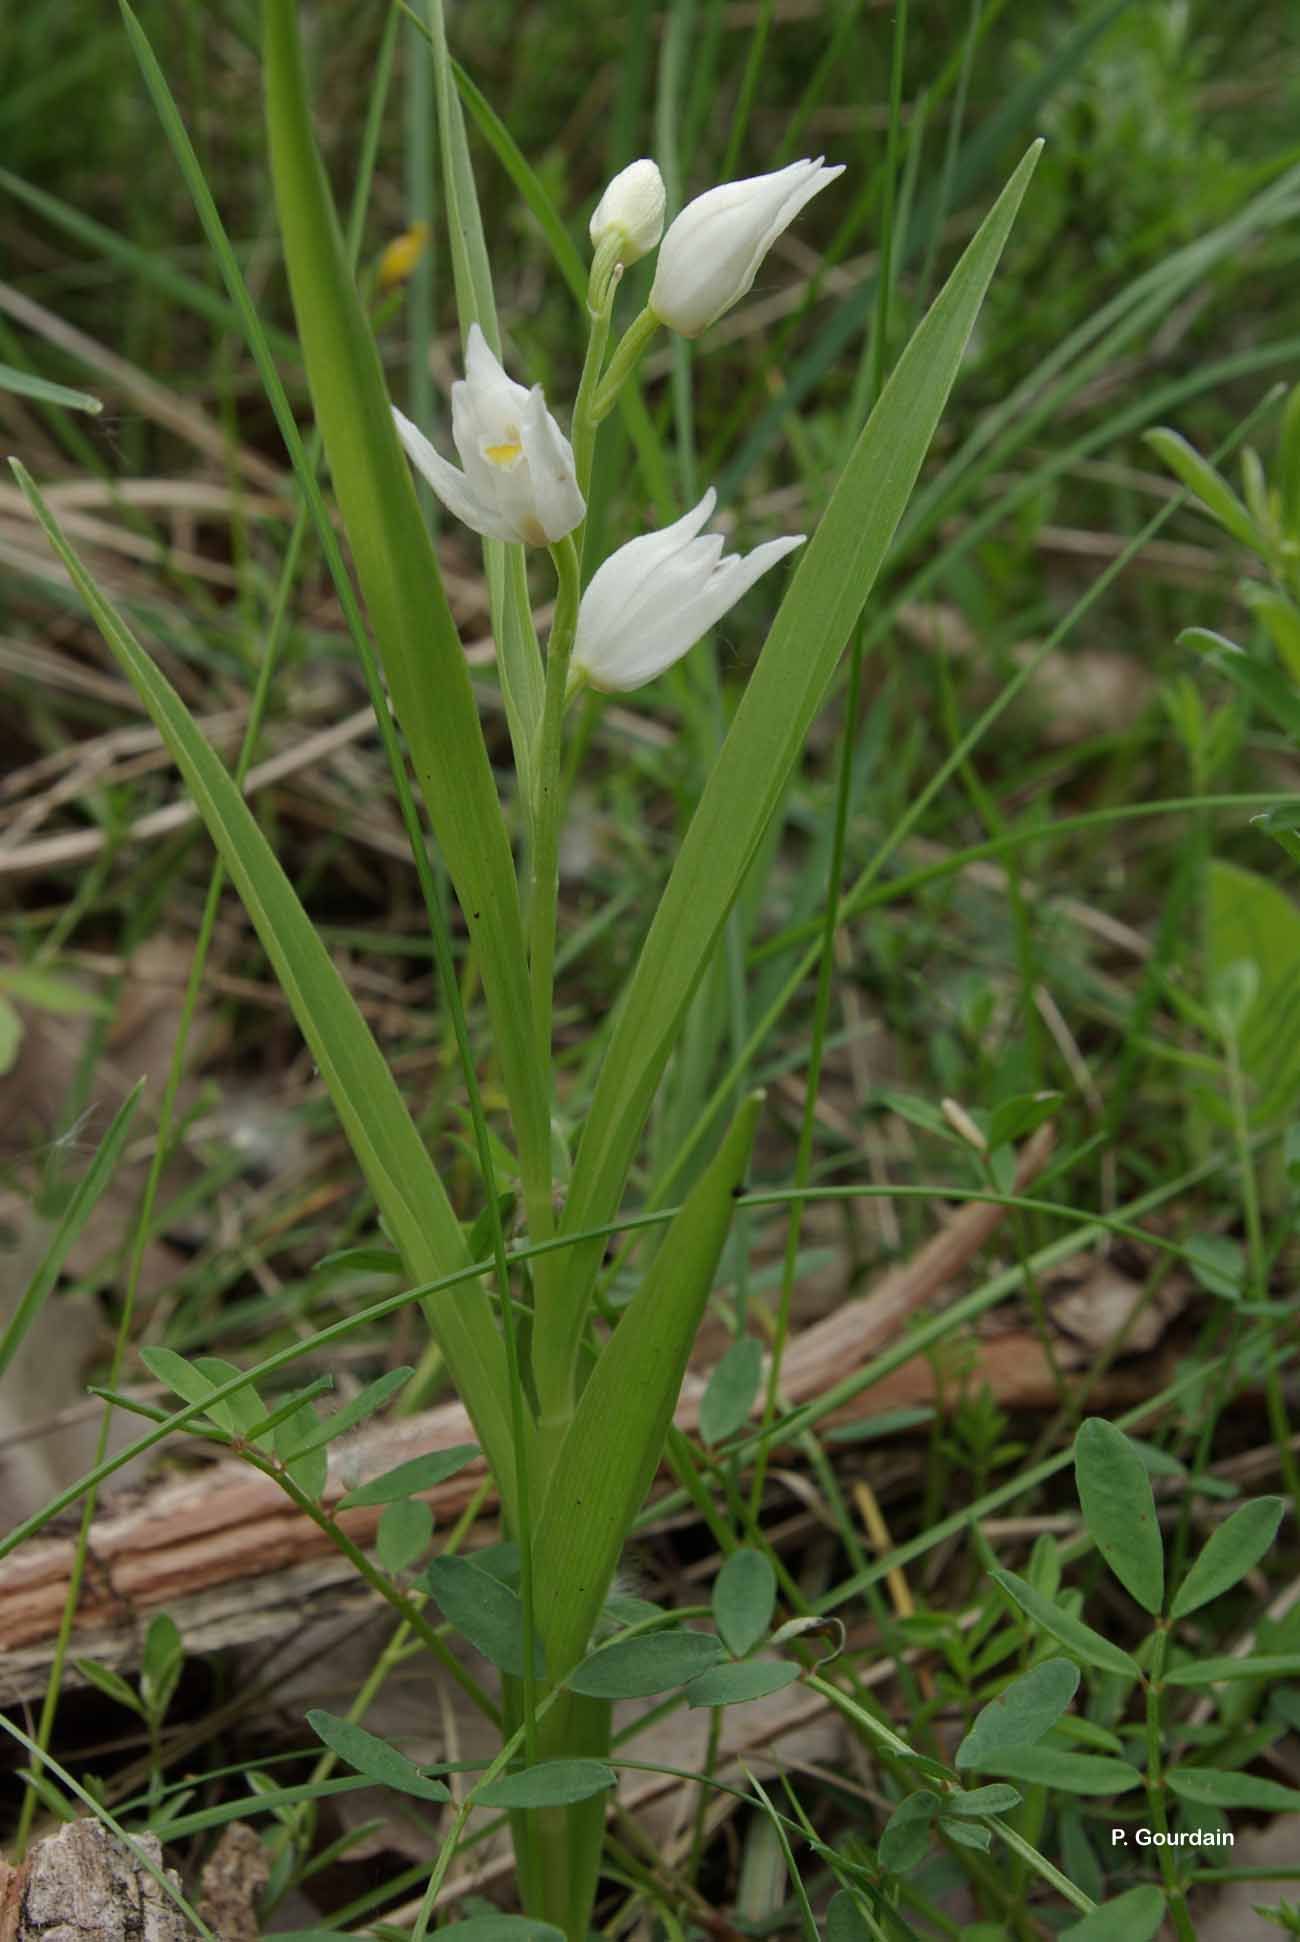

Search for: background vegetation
xmin=2 ymin=0 xmax=1299 ymax=1935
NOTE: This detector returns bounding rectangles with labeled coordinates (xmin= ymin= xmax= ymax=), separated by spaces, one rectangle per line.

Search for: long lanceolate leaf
xmin=536 ymin=143 xmax=1043 ymax=1409
xmin=525 ymin=1092 xmax=761 ymax=1941
xmin=261 ymin=0 xmax=552 ymax=1244
xmin=11 ymin=465 xmax=524 ymax=1516
xmin=534 ymin=1093 xmax=763 ymax=1679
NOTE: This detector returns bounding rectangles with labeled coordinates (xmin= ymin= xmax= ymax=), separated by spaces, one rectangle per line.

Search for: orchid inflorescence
xmin=392 ymin=156 xmax=842 ymax=699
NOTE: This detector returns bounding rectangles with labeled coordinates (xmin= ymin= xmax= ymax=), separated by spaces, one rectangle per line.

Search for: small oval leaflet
xmin=990 ymin=1566 xmax=1140 ymax=1679
xmin=713 ymin=1547 xmax=776 ymax=1657
xmin=956 ymin=1658 xmax=1079 ymax=1769
xmin=279 ymin=1365 xmax=414 ymax=1459
xmin=1053 ymin=1715 xmax=1125 ymax=1755
xmin=140 ymin=1612 xmax=184 ymax=1719
xmin=825 ymin=1890 xmax=872 ymax=1942
xmin=376 ymin=1499 xmax=434 ymax=1574
xmin=305 ymin=1710 xmax=450 ymax=1802
xmin=275 ymin=1396 xmax=328 ymax=1500
xmin=1074 ymin=1419 xmax=1164 ymax=1616
xmin=942 ymin=1783 xmax=1022 ymax=1817
xmin=192 ymin=1356 xmax=266 ymax=1442
xmin=1165 ymin=1651 xmax=1300 ymax=1686
xmin=421 ymin=1555 xmax=544 ymax=1679
xmin=337 ymin=1443 xmax=481 ymax=1508
xmin=566 ymin=1629 xmax=725 ymax=1699
xmin=1060 ymin=1802 xmax=1105 ymax=1906
xmin=878 ymin=1790 xmax=941 ymax=1873
xmin=75 ymin=1659 xmax=140 ymax=1715
xmin=942 ymin=1819 xmax=991 ymax=1853
xmin=684 ymin=1659 xmax=799 ymax=1709
xmin=476 ymin=1759 xmax=616 ymax=1809
xmin=140 ymin=1347 xmax=227 ymax=1423
xmin=973 ymin=1744 xmax=1143 ymax=1797
xmin=1167 ymin=1766 xmax=1300 ymax=1812
xmin=699 ymin=1336 xmax=762 ymax=1445
xmin=1060 ymin=1884 xmax=1166 ymax=1942
xmin=1170 ymin=1495 xmax=1286 ymax=1619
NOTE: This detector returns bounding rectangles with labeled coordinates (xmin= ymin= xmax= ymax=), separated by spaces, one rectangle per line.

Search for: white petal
xmin=650 ymin=158 xmax=844 ymax=337
xmin=680 ymin=535 xmax=806 ymax=642
xmin=463 ymin=322 xmax=533 ymax=421
xmin=617 ymin=533 xmax=726 ymax=642
xmin=572 ymin=490 xmax=805 ymax=693
xmin=392 ymin=406 xmax=518 ymax=541
xmin=575 ymin=490 xmax=718 ymax=660
xmin=517 ymin=387 xmax=586 ymax=542
xmin=450 ymin=373 xmax=512 ymax=509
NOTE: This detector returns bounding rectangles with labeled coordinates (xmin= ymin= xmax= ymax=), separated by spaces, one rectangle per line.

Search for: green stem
xmin=1145 ymin=1627 xmax=1197 ymax=1941
xmin=528 ymin=532 xmax=583 ymax=1432
xmin=1225 ymin=1021 xmax=1299 ymax=1506
xmin=409 ymin=1699 xmax=548 ymax=1942
xmin=572 ymin=238 xmax=622 ymax=499
xmin=985 ymin=1816 xmax=1095 ymax=1918
xmin=529 ymin=533 xmax=583 ymax=1074
xmin=267 ymin=1609 xmax=415 ymax=1891
xmin=244 ymin=1450 xmax=504 ymax=1726
xmin=591 ymin=304 xmax=661 ymax=420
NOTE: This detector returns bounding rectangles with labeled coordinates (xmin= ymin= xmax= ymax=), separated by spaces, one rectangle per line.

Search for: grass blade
xmin=0 ymin=362 xmax=101 ymax=413
xmin=10 ymin=462 xmax=523 ymax=1510
xmin=261 ymin=0 xmax=552 ymax=1238
xmin=0 ymin=1082 xmax=142 ymax=1385
xmin=535 ymin=1091 xmax=762 ymax=1679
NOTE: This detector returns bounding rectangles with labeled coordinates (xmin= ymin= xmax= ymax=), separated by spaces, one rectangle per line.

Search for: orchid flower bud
xmin=589 ymin=159 xmax=667 ymax=268
xmin=569 ymin=488 xmax=804 ymax=694
xmin=392 ymin=323 xmax=585 ymax=546
xmin=649 ymin=157 xmax=844 ymax=338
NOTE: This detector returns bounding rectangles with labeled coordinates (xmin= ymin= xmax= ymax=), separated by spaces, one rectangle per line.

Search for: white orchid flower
xmin=649 ymin=158 xmax=845 ymax=338
xmin=569 ymin=488 xmax=804 ymax=694
xmin=589 ymin=159 xmax=667 ymax=267
xmin=392 ymin=323 xmax=585 ymax=546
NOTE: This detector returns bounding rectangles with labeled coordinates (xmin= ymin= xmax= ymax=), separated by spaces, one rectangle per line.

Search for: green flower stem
xmin=1145 ymin=1628 xmax=1197 ymax=1941
xmin=524 ymin=278 xmax=650 ymax=1451
xmin=591 ymin=304 xmax=661 ymax=421
xmin=526 ymin=545 xmax=582 ymax=1205
xmin=525 ymin=533 xmax=584 ymax=1450
xmin=572 ymin=245 xmax=622 ymax=500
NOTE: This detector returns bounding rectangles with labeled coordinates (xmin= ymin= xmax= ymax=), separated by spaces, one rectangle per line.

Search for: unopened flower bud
xmin=649 ymin=157 xmax=844 ymax=338
xmin=589 ymin=159 xmax=667 ymax=268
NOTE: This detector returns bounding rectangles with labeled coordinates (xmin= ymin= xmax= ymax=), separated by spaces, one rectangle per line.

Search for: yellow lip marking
xmin=484 ymin=438 xmax=523 ymax=466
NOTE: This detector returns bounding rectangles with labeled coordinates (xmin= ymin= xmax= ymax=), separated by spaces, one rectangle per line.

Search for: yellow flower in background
xmin=378 ymin=221 xmax=430 ymax=291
